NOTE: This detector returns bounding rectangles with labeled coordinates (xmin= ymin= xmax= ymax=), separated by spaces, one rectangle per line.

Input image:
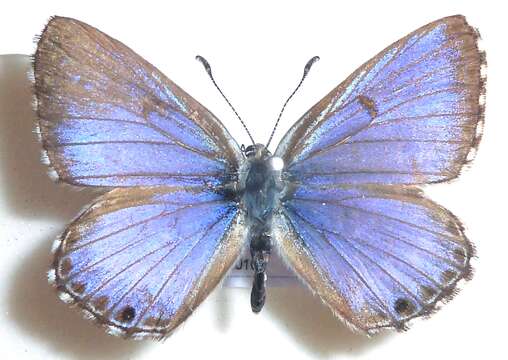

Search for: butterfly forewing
xmin=276 ymin=15 xmax=484 ymax=186
xmin=34 ymin=16 xmax=241 ymax=187
xmin=274 ymin=15 xmax=483 ymax=333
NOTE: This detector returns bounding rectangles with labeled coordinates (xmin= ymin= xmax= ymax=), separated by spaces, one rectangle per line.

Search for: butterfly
xmin=33 ymin=15 xmax=485 ymax=340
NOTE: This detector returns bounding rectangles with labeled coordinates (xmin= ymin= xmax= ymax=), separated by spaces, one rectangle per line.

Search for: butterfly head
xmin=243 ymin=143 xmax=270 ymax=159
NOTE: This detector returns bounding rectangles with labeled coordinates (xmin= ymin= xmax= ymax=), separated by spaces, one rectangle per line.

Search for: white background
xmin=0 ymin=0 xmax=505 ymax=359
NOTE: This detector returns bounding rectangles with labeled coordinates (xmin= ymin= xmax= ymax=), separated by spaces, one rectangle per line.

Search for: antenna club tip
xmin=304 ymin=56 xmax=321 ymax=73
xmin=195 ymin=55 xmax=212 ymax=72
xmin=305 ymin=56 xmax=320 ymax=73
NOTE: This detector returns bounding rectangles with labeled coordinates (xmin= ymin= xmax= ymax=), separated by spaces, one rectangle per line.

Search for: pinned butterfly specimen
xmin=33 ymin=15 xmax=485 ymax=339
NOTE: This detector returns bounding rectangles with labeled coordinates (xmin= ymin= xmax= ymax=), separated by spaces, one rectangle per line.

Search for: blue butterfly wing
xmin=274 ymin=16 xmax=483 ymax=333
xmin=50 ymin=187 xmax=244 ymax=339
xmin=275 ymin=15 xmax=484 ymax=186
xmin=274 ymin=184 xmax=472 ymax=333
xmin=35 ymin=17 xmax=246 ymax=339
xmin=34 ymin=16 xmax=241 ymax=187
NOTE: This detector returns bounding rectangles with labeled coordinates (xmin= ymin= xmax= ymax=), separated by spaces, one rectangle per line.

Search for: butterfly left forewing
xmin=34 ymin=16 xmax=241 ymax=187
xmin=50 ymin=186 xmax=244 ymax=339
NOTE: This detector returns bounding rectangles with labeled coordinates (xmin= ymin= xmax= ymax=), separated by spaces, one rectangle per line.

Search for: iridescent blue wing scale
xmin=34 ymin=17 xmax=246 ymax=339
xmin=49 ymin=187 xmax=244 ymax=339
xmin=274 ymin=16 xmax=483 ymax=333
xmin=34 ymin=16 xmax=241 ymax=187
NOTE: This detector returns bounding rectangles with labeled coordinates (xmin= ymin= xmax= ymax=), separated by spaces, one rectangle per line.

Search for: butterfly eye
xmin=244 ymin=145 xmax=257 ymax=157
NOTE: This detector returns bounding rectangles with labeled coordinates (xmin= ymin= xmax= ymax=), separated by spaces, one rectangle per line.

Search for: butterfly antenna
xmin=265 ymin=56 xmax=320 ymax=149
xmin=196 ymin=55 xmax=255 ymax=145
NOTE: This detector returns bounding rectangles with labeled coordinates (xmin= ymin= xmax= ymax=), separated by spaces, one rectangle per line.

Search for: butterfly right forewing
xmin=276 ymin=15 xmax=484 ymax=186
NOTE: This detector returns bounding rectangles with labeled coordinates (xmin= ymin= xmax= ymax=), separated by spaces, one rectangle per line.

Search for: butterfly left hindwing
xmin=50 ymin=187 xmax=244 ymax=339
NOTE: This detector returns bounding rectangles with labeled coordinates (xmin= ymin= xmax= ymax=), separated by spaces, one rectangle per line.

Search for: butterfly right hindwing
xmin=274 ymin=184 xmax=472 ymax=333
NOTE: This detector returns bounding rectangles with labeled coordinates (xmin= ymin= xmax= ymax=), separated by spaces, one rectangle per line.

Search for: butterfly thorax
xmin=238 ymin=144 xmax=285 ymax=313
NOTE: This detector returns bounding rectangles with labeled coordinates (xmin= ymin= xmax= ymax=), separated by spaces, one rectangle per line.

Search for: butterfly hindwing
xmin=274 ymin=184 xmax=472 ymax=333
xmin=34 ymin=16 xmax=241 ymax=187
xmin=274 ymin=15 xmax=482 ymax=333
xmin=276 ymin=15 xmax=484 ymax=186
xmin=49 ymin=187 xmax=244 ymax=339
